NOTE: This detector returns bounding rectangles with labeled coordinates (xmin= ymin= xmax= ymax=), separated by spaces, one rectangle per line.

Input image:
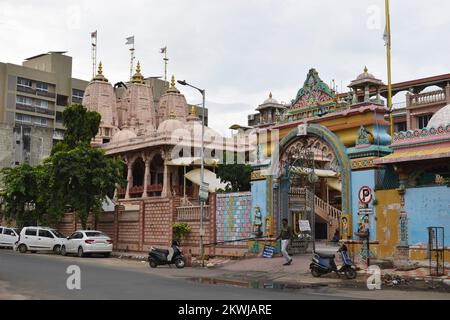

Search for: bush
xmin=172 ymin=222 xmax=191 ymax=244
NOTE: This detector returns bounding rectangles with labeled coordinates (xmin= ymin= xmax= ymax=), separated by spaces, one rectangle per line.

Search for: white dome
xmin=262 ymin=92 xmax=279 ymax=105
xmin=427 ymin=104 xmax=450 ymax=129
xmin=157 ymin=118 xmax=185 ymax=134
xmin=111 ymin=128 xmax=137 ymax=143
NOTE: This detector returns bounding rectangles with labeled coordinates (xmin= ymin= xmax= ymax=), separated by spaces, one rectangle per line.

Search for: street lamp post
xmin=178 ymin=80 xmax=206 ymax=267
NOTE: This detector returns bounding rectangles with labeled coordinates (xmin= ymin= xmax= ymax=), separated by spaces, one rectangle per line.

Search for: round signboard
xmin=358 ymin=186 xmax=372 ymax=204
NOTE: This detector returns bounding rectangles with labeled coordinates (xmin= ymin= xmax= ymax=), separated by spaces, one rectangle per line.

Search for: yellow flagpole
xmin=385 ymin=0 xmax=394 ymax=141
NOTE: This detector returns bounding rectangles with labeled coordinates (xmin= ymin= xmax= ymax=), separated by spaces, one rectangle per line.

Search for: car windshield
xmin=85 ymin=232 xmax=106 ymax=237
xmin=51 ymin=230 xmax=66 ymax=238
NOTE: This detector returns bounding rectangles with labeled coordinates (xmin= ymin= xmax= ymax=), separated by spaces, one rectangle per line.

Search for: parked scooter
xmin=148 ymin=240 xmax=185 ymax=269
xmin=309 ymin=243 xmax=357 ymax=279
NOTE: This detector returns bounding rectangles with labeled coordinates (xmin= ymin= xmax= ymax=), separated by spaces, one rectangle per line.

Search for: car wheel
xmin=103 ymin=252 xmax=111 ymax=258
xmin=149 ymin=259 xmax=157 ymax=268
xmin=175 ymin=258 xmax=185 ymax=269
xmin=60 ymin=246 xmax=67 ymax=256
xmin=53 ymin=245 xmax=61 ymax=254
xmin=77 ymin=247 xmax=84 ymax=258
xmin=18 ymin=244 xmax=27 ymax=254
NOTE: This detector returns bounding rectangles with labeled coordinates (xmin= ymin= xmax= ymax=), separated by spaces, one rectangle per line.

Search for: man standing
xmin=276 ymin=218 xmax=293 ymax=266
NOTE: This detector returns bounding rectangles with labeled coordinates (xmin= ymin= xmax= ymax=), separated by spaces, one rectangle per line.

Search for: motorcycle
xmin=309 ymin=243 xmax=357 ymax=279
xmin=148 ymin=240 xmax=185 ymax=269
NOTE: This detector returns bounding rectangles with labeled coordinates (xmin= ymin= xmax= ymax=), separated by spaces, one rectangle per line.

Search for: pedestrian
xmin=276 ymin=218 xmax=293 ymax=266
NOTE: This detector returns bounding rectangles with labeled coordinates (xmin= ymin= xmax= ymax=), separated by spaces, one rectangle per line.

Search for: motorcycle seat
xmin=315 ymin=252 xmax=335 ymax=259
xmin=152 ymin=248 xmax=169 ymax=255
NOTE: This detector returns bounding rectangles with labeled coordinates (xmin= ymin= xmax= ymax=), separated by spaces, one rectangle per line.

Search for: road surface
xmin=0 ymin=250 xmax=448 ymax=300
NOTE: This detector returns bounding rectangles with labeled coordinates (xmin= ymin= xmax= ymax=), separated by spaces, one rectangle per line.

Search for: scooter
xmin=148 ymin=240 xmax=185 ymax=269
xmin=309 ymin=243 xmax=357 ymax=279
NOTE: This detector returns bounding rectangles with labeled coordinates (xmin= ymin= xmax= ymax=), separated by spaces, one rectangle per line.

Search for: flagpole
xmin=91 ymin=31 xmax=97 ymax=79
xmin=130 ymin=43 xmax=135 ymax=80
xmin=385 ymin=0 xmax=394 ymax=141
xmin=163 ymin=47 xmax=168 ymax=92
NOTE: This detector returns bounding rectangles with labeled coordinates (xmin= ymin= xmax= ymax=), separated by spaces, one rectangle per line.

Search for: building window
xmin=72 ymin=89 xmax=84 ymax=100
xmin=36 ymin=82 xmax=49 ymax=92
xmin=17 ymin=77 xmax=32 ymax=88
xmin=15 ymin=114 xmax=32 ymax=124
xmin=35 ymin=99 xmax=49 ymax=109
xmin=16 ymin=95 xmax=32 ymax=106
xmin=394 ymin=121 xmax=407 ymax=133
xmin=57 ymin=94 xmax=68 ymax=106
xmin=34 ymin=117 xmax=48 ymax=127
xmin=417 ymin=114 xmax=432 ymax=129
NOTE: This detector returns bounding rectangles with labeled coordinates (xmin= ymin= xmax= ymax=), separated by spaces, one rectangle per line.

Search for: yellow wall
xmin=375 ymin=189 xmax=401 ymax=259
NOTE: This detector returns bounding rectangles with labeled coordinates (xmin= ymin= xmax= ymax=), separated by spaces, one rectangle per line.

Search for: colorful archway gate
xmin=278 ymin=123 xmax=353 ymax=237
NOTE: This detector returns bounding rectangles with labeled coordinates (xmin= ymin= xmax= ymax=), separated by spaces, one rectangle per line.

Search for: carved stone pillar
xmin=125 ymin=158 xmax=133 ymax=199
xmin=394 ymin=168 xmax=410 ymax=266
xmin=161 ymin=150 xmax=170 ymax=198
xmin=143 ymin=157 xmax=150 ymax=197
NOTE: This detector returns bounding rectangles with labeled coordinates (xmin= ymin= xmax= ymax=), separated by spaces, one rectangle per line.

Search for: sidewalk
xmin=112 ymin=249 xmax=450 ymax=292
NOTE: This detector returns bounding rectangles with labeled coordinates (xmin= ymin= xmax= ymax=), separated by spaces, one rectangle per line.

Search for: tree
xmin=216 ymin=153 xmax=252 ymax=192
xmin=0 ymin=163 xmax=63 ymax=227
xmin=49 ymin=104 xmax=124 ymax=229
xmin=50 ymin=145 xmax=124 ymax=229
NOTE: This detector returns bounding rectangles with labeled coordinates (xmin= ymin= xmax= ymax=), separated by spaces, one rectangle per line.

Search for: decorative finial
xmin=364 ymin=66 xmax=368 ymax=73
xmin=269 ymin=92 xmax=272 ymax=99
xmin=93 ymin=61 xmax=108 ymax=82
xmin=171 ymin=75 xmax=176 ymax=87
xmin=136 ymin=61 xmax=141 ymax=74
xmin=98 ymin=61 xmax=103 ymax=75
xmin=190 ymin=105 xmax=197 ymax=116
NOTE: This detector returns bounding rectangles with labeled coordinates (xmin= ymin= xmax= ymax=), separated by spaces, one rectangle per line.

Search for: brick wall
xmin=143 ymin=197 xmax=174 ymax=250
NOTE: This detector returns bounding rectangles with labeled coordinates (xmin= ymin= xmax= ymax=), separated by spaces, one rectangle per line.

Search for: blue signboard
xmin=262 ymin=245 xmax=275 ymax=258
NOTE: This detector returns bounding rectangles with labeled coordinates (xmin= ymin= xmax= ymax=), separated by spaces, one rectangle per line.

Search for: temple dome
xmin=427 ymin=103 xmax=450 ymax=129
xmin=111 ymin=128 xmax=137 ymax=143
xmin=157 ymin=113 xmax=185 ymax=134
xmin=356 ymin=66 xmax=376 ymax=80
xmin=262 ymin=92 xmax=279 ymax=105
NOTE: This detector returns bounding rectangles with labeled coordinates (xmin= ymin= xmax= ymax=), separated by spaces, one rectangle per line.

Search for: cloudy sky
xmin=1 ymin=0 xmax=449 ymax=134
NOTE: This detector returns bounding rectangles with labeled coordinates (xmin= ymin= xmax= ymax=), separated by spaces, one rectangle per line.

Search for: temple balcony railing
xmin=408 ymin=89 xmax=446 ymax=108
xmin=176 ymin=205 xmax=210 ymax=221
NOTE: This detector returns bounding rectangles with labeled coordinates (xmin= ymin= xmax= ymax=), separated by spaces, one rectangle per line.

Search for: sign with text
xmin=299 ymin=220 xmax=311 ymax=232
xmin=262 ymin=245 xmax=275 ymax=258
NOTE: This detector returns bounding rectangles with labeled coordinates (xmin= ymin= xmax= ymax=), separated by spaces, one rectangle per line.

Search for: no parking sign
xmin=358 ymin=186 xmax=373 ymax=205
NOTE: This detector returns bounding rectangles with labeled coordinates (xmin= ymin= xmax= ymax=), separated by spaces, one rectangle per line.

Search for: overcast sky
xmin=1 ymin=0 xmax=450 ymax=134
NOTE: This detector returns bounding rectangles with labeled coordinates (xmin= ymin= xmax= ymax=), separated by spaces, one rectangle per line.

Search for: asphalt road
xmin=0 ymin=249 xmax=343 ymax=300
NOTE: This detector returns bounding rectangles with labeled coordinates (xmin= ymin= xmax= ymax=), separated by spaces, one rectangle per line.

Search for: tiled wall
xmin=216 ymin=192 xmax=252 ymax=246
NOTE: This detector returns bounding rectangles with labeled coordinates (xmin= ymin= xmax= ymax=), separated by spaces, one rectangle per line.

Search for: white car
xmin=0 ymin=226 xmax=20 ymax=248
xmin=61 ymin=230 xmax=113 ymax=257
xmin=15 ymin=226 xmax=67 ymax=254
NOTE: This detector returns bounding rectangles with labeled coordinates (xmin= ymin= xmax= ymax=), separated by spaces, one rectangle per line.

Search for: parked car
xmin=15 ymin=227 xmax=67 ymax=254
xmin=0 ymin=226 xmax=20 ymax=249
xmin=61 ymin=230 xmax=113 ymax=257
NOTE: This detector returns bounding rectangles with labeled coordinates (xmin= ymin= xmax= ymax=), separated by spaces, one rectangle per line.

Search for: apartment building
xmin=0 ymin=51 xmax=89 ymax=168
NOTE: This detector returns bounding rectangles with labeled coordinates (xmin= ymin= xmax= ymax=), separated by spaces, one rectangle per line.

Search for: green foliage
xmin=172 ymin=222 xmax=192 ymax=243
xmin=0 ymin=104 xmax=124 ymax=229
xmin=0 ymin=163 xmax=63 ymax=227
xmin=216 ymin=153 xmax=252 ymax=192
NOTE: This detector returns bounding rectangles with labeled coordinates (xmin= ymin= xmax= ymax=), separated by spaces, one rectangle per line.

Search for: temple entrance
xmin=279 ymin=124 xmax=351 ymax=250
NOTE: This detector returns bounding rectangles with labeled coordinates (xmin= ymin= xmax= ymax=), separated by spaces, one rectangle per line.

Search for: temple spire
xmin=93 ymin=61 xmax=108 ymax=82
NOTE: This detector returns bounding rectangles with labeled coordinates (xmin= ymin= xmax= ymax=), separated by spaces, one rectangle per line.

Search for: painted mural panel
xmin=351 ymin=170 xmax=376 ymax=241
xmin=375 ymin=189 xmax=401 ymax=258
xmin=404 ymin=186 xmax=450 ymax=246
xmin=216 ymin=192 xmax=252 ymax=245
xmin=251 ymin=180 xmax=268 ymax=237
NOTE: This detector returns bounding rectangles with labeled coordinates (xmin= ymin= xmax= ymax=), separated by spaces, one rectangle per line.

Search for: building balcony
xmin=16 ymin=103 xmax=35 ymax=112
xmin=407 ymin=89 xmax=447 ymax=108
xmin=35 ymin=107 xmax=55 ymax=116
xmin=36 ymin=90 xmax=56 ymax=99
xmin=17 ymin=85 xmax=36 ymax=94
